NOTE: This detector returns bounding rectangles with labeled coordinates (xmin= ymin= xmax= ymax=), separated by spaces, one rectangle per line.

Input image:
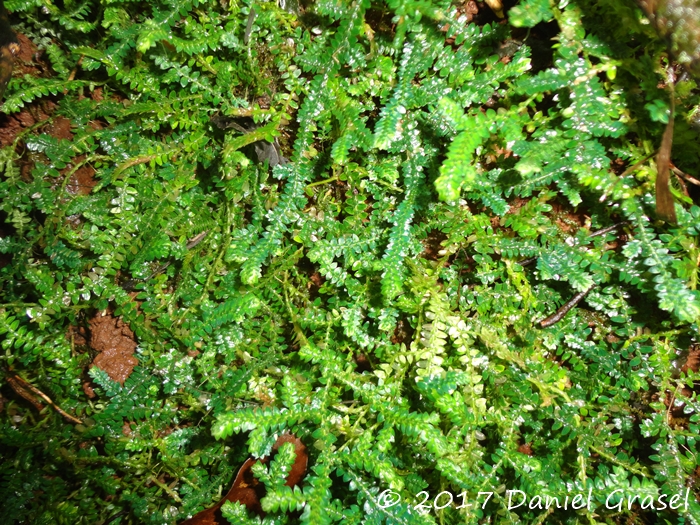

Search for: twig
xmin=6 ymin=374 xmax=83 ymax=424
xmin=598 ymin=151 xmax=657 ymax=204
xmin=518 ymin=222 xmax=627 ymax=266
xmin=539 ymin=286 xmax=595 ymax=328
xmin=588 ymin=221 xmax=627 ymax=238
xmin=6 ymin=375 xmax=45 ymax=412
xmin=671 ymin=165 xmax=700 ymax=186
xmin=517 ymin=255 xmax=538 ymax=267
xmin=186 ymin=230 xmax=209 ymax=250
xmin=113 ymin=153 xmax=159 ymax=179
xmin=666 ymin=383 xmax=682 ymax=424
xmin=675 ymin=169 xmax=689 ymax=197
xmin=102 ymin=510 xmax=127 ymax=525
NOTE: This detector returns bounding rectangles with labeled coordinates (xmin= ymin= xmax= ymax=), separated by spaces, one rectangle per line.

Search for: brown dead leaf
xmin=656 ymin=103 xmax=677 ymax=223
xmin=180 ymin=433 xmax=308 ymax=525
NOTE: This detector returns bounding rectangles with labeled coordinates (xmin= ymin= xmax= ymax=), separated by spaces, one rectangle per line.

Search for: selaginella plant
xmin=0 ymin=0 xmax=699 ymax=523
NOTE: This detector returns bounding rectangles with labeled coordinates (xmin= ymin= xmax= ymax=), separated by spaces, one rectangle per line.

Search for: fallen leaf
xmin=180 ymin=433 xmax=308 ymax=525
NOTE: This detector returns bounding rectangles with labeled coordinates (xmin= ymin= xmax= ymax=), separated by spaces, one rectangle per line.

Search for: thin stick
xmin=186 ymin=230 xmax=209 ymax=250
xmin=616 ymin=151 xmax=657 ymax=179
xmin=539 ymin=286 xmax=594 ymax=328
xmin=587 ymin=221 xmax=627 ymax=238
xmin=7 ymin=374 xmax=83 ymax=424
xmin=518 ymin=222 xmax=626 ymax=266
xmin=517 ymin=256 xmax=538 ymax=267
xmin=6 ymin=376 xmax=44 ymax=412
xmin=598 ymin=151 xmax=656 ymax=204
xmin=671 ymin=165 xmax=700 ymax=187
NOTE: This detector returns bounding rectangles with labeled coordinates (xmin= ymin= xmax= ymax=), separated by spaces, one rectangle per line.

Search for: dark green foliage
xmin=1 ymin=0 xmax=700 ymax=524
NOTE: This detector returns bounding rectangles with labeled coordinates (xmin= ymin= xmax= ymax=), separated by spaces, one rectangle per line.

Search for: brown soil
xmin=67 ymin=324 xmax=88 ymax=346
xmin=1 ymin=103 xmax=55 ymax=148
xmin=422 ymin=229 xmax=447 ymax=261
xmin=682 ymin=344 xmax=700 ymax=374
xmin=89 ymin=311 xmax=138 ymax=384
xmin=0 ymin=108 xmax=32 ymax=147
xmin=0 ymin=32 xmax=51 ymax=145
xmin=64 ymin=154 xmax=97 ymax=195
xmin=82 ymin=381 xmax=96 ymax=399
xmin=13 ymin=33 xmax=42 ymax=73
xmin=1 ymin=32 xmax=76 ymax=147
xmin=354 ymin=352 xmax=372 ymax=373
xmin=45 ymin=115 xmax=73 ymax=141
xmin=295 ymin=255 xmax=325 ymax=299
xmin=391 ymin=318 xmax=414 ymax=345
